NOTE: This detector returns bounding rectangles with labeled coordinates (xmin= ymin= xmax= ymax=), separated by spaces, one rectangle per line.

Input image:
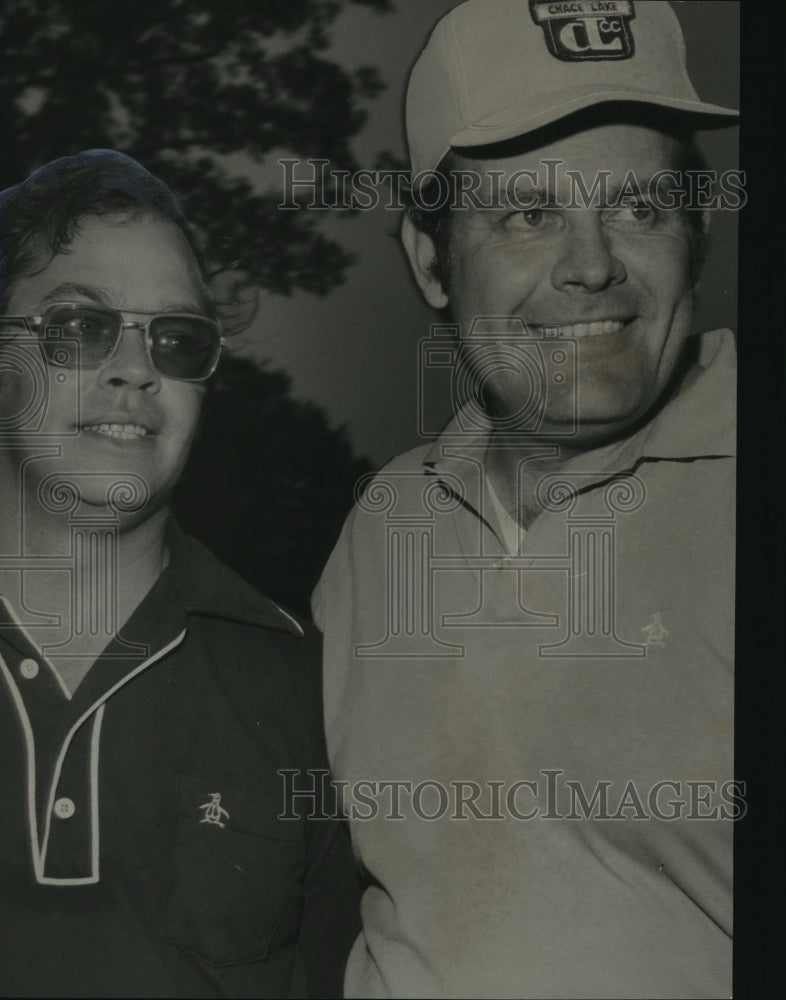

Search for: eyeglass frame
xmin=0 ymin=302 xmax=225 ymax=383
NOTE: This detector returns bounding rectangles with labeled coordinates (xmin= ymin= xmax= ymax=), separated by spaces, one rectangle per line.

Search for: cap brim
xmin=450 ymin=86 xmax=738 ymax=150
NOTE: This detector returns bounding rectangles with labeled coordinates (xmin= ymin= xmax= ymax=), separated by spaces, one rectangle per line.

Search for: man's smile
xmin=79 ymin=408 xmax=161 ymax=441
xmin=81 ymin=422 xmax=153 ymax=441
xmin=524 ymin=318 xmax=636 ymax=339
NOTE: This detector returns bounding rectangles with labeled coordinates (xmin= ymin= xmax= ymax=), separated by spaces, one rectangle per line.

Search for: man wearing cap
xmin=0 ymin=150 xmax=359 ymax=997
xmin=313 ymin=2 xmax=737 ymax=997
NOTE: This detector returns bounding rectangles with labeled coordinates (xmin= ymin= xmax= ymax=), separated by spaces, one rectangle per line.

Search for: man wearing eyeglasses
xmin=0 ymin=150 xmax=359 ymax=997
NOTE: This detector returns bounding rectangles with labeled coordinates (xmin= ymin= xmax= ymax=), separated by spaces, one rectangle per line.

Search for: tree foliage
xmin=1 ymin=0 xmax=392 ymax=295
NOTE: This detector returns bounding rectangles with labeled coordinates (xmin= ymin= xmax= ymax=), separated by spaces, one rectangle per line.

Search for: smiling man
xmin=0 ymin=150 xmax=359 ymax=997
xmin=313 ymin=2 xmax=738 ymax=997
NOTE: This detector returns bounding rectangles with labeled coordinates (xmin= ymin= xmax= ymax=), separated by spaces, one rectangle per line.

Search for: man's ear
xmin=401 ymin=214 xmax=449 ymax=310
xmin=692 ymin=209 xmax=712 ymax=285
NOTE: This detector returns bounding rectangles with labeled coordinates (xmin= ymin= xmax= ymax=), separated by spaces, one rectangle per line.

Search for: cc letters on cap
xmin=529 ymin=0 xmax=636 ymax=61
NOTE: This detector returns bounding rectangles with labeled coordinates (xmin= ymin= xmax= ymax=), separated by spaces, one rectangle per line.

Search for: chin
xmin=530 ymin=398 xmax=643 ymax=445
xmin=574 ymin=408 xmax=651 ymax=445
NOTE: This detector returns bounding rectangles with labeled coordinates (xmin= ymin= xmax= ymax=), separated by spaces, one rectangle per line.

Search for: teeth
xmin=83 ymin=423 xmax=149 ymax=440
xmin=540 ymin=320 xmax=626 ymax=339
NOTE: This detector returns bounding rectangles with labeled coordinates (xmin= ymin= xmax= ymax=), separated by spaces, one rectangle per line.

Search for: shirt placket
xmin=0 ymin=632 xmax=98 ymax=883
xmin=0 ymin=600 xmax=185 ymax=886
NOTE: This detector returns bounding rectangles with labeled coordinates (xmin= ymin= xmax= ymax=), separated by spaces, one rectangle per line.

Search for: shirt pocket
xmin=162 ymin=773 xmax=305 ymax=967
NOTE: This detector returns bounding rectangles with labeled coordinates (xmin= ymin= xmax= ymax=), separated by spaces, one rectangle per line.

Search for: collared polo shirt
xmin=0 ymin=524 xmax=360 ymax=998
xmin=314 ymin=330 xmax=736 ymax=999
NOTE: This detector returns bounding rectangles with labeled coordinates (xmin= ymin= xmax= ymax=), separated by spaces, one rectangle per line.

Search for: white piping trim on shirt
xmin=0 ymin=649 xmax=40 ymax=883
xmin=37 ymin=711 xmax=103 ymax=886
xmin=271 ymin=602 xmax=304 ymax=637
xmin=0 ymin=596 xmax=73 ymax=701
xmin=0 ymin=628 xmax=187 ymax=885
xmin=90 ymin=704 xmax=103 ymax=881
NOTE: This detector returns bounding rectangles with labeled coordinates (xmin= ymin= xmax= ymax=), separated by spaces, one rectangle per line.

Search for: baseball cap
xmin=406 ymin=0 xmax=738 ymax=176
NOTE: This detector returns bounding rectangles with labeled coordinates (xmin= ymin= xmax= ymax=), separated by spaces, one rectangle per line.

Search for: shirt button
xmin=54 ymin=797 xmax=76 ymax=819
xmin=20 ymin=658 xmax=39 ymax=680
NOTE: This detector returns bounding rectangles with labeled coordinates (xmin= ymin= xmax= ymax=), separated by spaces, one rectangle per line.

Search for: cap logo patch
xmin=529 ymin=1 xmax=636 ymax=61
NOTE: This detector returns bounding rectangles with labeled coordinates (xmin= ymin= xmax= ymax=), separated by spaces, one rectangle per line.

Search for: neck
xmin=485 ymin=435 xmax=582 ymax=530
xmin=0 ymin=490 xmax=170 ymax=654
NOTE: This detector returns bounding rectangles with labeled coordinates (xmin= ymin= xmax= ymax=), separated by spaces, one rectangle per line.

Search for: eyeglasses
xmin=0 ymin=303 xmax=224 ymax=382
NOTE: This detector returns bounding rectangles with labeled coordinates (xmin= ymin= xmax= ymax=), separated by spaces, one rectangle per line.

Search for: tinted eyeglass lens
xmin=41 ymin=306 xmax=118 ymax=367
xmin=149 ymin=316 xmax=220 ymax=380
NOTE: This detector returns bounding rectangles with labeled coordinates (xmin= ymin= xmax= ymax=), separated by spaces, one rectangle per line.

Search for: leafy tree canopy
xmin=1 ymin=0 xmax=392 ymax=295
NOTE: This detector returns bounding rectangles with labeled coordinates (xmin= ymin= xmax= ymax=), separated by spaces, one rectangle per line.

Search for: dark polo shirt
xmin=0 ymin=524 xmax=360 ymax=998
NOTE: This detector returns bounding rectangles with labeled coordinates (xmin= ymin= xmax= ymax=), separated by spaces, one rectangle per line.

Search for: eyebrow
xmin=37 ymin=282 xmax=212 ymax=316
xmin=482 ymin=185 xmax=558 ymax=210
xmin=500 ymin=174 xmax=683 ymax=209
xmin=164 ymin=297 xmax=215 ymax=316
xmin=512 ymin=187 xmax=560 ymax=205
xmin=603 ymin=175 xmax=682 ymax=202
xmin=38 ymin=282 xmax=114 ymax=307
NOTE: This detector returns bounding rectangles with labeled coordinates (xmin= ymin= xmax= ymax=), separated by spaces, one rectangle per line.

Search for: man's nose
xmin=550 ymin=215 xmax=627 ymax=293
xmin=96 ymin=328 xmax=161 ymax=393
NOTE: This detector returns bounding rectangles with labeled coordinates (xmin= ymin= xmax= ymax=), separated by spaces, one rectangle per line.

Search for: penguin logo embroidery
xmin=198 ymin=792 xmax=230 ymax=828
xmin=641 ymin=613 xmax=669 ymax=647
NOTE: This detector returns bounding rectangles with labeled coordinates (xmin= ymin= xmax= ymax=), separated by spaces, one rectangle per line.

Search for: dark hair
xmin=0 ymin=149 xmax=206 ymax=310
xmin=406 ymin=105 xmax=711 ymax=294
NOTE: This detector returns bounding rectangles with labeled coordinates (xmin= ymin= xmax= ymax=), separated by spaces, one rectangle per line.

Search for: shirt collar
xmin=163 ymin=523 xmax=304 ymax=636
xmin=622 ymin=328 xmax=735 ymax=461
xmin=423 ymin=329 xmax=736 ymax=485
xmin=0 ymin=524 xmax=303 ymax=668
